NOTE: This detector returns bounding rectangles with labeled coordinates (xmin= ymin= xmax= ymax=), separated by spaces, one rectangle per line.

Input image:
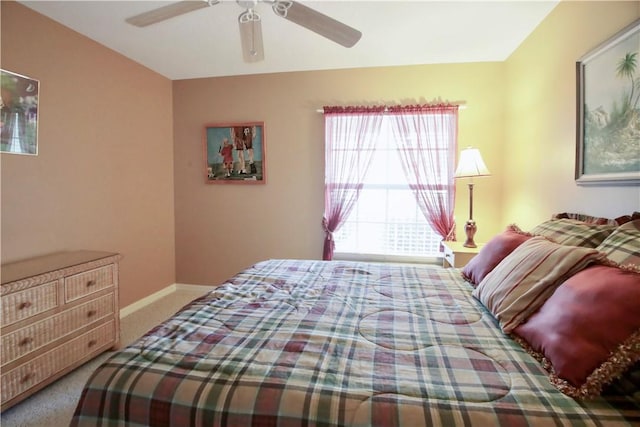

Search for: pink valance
xmin=323 ymin=103 xmax=460 ymax=115
xmin=386 ymin=104 xmax=459 ymax=114
xmin=322 ymin=105 xmax=387 ymax=114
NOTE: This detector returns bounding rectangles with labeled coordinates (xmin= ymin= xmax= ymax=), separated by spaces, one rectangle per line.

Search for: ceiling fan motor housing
xmin=237 ymin=0 xmax=259 ymax=9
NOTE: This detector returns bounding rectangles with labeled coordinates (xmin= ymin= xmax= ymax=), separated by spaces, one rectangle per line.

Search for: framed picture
xmin=575 ymin=19 xmax=640 ymax=185
xmin=203 ymin=122 xmax=265 ymax=184
xmin=1 ymin=69 xmax=39 ymax=155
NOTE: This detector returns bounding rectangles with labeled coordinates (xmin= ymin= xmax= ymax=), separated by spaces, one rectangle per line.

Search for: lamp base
xmin=463 ymin=220 xmax=477 ymax=248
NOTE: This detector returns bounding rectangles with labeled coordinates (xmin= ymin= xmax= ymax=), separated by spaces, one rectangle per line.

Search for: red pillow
xmin=513 ymin=264 xmax=640 ymax=398
xmin=461 ymin=225 xmax=532 ymax=286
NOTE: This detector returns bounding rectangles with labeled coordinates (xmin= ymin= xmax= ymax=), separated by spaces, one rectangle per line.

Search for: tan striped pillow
xmin=472 ymin=236 xmax=606 ymax=333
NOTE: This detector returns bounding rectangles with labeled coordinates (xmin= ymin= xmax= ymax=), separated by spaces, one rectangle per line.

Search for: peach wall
xmin=174 ymin=64 xmax=506 ymax=286
xmin=1 ymin=2 xmax=176 ymax=308
xmin=6 ymin=0 xmax=634 ymax=302
xmin=503 ymin=1 xmax=640 ymax=229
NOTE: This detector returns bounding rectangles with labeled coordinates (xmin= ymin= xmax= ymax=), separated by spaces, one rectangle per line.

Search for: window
xmin=322 ymin=105 xmax=458 ymax=261
xmin=332 ymin=118 xmax=450 ymax=261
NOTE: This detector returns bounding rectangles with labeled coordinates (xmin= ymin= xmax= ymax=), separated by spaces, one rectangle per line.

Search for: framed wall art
xmin=203 ymin=122 xmax=265 ymax=184
xmin=1 ymin=69 xmax=39 ymax=155
xmin=575 ymin=19 xmax=640 ymax=185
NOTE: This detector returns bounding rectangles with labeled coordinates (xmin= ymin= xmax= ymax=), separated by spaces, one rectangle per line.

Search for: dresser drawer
xmin=1 ymin=281 xmax=59 ymax=327
xmin=64 ymin=265 xmax=114 ymax=302
xmin=1 ymin=293 xmax=116 ymax=366
xmin=0 ymin=320 xmax=115 ymax=405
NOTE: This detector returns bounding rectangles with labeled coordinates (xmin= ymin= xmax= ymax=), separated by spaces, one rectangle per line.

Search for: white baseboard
xmin=119 ymin=283 xmax=216 ymax=319
xmin=174 ymin=283 xmax=217 ymax=292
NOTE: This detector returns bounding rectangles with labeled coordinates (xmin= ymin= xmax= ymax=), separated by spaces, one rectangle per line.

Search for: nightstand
xmin=442 ymin=241 xmax=483 ymax=268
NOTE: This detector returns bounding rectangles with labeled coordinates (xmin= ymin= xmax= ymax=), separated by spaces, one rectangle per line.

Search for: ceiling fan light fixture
xmin=272 ymin=1 xmax=293 ymax=18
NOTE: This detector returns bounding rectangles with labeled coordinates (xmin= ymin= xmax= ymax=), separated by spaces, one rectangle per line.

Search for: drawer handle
xmin=19 ymin=337 xmax=34 ymax=346
xmin=20 ymin=372 xmax=34 ymax=383
xmin=86 ymin=280 xmax=96 ymax=287
xmin=18 ymin=301 xmax=32 ymax=310
xmin=88 ymin=339 xmax=97 ymax=348
xmin=87 ymin=310 xmax=97 ymax=318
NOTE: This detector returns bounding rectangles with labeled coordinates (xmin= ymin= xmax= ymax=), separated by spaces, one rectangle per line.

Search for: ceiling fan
xmin=125 ymin=0 xmax=362 ymax=63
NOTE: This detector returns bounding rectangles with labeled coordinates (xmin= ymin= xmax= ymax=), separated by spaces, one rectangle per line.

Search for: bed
xmin=71 ymin=216 xmax=640 ymax=426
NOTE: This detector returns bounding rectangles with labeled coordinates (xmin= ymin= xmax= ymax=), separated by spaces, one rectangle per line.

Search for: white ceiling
xmin=19 ymin=0 xmax=559 ymax=81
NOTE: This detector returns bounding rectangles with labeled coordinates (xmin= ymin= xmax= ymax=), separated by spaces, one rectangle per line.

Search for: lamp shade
xmin=454 ymin=147 xmax=491 ymax=178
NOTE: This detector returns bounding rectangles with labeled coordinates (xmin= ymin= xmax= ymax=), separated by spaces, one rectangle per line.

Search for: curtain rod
xmin=315 ymin=105 xmax=467 ymax=113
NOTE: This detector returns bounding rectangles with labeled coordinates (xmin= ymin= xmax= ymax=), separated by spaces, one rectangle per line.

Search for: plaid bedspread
xmin=71 ymin=259 xmax=639 ymax=426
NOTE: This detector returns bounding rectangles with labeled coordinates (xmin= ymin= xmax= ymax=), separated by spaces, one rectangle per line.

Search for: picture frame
xmin=203 ymin=122 xmax=265 ymax=184
xmin=575 ymin=19 xmax=640 ymax=185
xmin=1 ymin=69 xmax=39 ymax=155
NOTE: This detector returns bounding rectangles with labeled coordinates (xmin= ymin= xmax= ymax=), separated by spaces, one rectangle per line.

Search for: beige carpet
xmin=0 ymin=287 xmax=211 ymax=427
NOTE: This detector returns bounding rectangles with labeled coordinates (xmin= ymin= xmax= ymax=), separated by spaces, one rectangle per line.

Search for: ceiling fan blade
xmin=276 ymin=1 xmax=361 ymax=48
xmin=239 ymin=14 xmax=265 ymax=62
xmin=126 ymin=1 xmax=214 ymax=27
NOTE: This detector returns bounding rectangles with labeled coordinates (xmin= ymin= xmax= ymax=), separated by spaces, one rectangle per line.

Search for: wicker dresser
xmin=0 ymin=250 xmax=120 ymax=411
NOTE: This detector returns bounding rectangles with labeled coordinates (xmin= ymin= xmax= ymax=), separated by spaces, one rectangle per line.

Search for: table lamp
xmin=454 ymin=147 xmax=491 ymax=248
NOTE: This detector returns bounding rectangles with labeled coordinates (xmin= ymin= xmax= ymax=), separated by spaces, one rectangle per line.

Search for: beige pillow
xmin=472 ymin=236 xmax=606 ymax=333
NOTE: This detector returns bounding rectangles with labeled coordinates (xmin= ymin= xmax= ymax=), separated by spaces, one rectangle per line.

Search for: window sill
xmin=333 ymin=252 xmax=441 ymax=265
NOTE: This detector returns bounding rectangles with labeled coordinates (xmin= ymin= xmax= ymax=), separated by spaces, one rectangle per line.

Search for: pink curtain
xmin=322 ymin=106 xmax=384 ymax=260
xmin=387 ymin=104 xmax=459 ymax=242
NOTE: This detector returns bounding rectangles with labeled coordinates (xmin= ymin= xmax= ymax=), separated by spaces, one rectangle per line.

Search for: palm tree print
xmin=583 ymin=45 xmax=639 ymax=175
xmin=616 ymin=52 xmax=638 ymax=110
